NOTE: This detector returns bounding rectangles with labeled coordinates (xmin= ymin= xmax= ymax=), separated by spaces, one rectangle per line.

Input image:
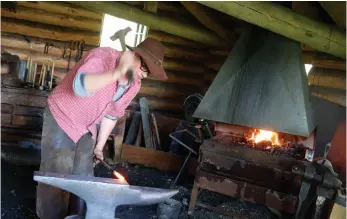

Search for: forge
xmin=188 ymin=26 xmax=344 ymax=219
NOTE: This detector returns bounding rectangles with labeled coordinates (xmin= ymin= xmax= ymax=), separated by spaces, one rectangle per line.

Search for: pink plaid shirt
xmin=48 ymin=47 xmax=141 ymax=143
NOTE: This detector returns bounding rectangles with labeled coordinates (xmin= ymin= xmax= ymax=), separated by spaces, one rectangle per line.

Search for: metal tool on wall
xmin=63 ymin=40 xmax=85 ymax=72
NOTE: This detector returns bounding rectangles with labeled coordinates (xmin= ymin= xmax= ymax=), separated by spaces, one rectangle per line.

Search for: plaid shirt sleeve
xmin=105 ymin=80 xmax=141 ymax=119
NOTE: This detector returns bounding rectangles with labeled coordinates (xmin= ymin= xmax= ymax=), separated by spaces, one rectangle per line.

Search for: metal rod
xmin=169 ymin=133 xmax=197 ymax=155
xmin=171 ymin=151 xmax=192 ymax=187
xmin=94 ymin=156 xmax=113 ymax=172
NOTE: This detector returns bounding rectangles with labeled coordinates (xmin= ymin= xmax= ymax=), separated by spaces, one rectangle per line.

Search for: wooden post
xmin=198 ymin=1 xmax=346 ymax=59
xmin=111 ymin=116 xmax=126 ymax=163
xmin=125 ymin=112 xmax=142 ymax=145
xmin=140 ymin=97 xmax=153 ymax=149
xmin=70 ymin=1 xmax=225 ymax=46
xmin=135 ymin=122 xmax=143 ymax=147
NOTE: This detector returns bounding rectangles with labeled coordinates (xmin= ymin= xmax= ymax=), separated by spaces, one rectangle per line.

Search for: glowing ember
xmin=250 ymin=129 xmax=280 ymax=146
xmin=113 ymin=170 xmax=125 ymax=181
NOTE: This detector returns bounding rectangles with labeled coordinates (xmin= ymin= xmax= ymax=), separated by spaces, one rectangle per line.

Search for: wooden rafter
xmin=198 ymin=1 xmax=346 ymax=59
xmin=181 ymin=1 xmax=232 ymax=43
xmin=319 ymin=2 xmax=346 ymax=30
xmin=70 ymin=1 xmax=225 ymax=47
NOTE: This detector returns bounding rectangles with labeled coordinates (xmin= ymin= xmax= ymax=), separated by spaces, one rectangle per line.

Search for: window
xmin=100 ymin=14 xmax=148 ymax=50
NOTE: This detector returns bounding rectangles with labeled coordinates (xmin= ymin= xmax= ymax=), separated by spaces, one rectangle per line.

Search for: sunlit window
xmin=305 ymin=64 xmax=313 ymax=75
xmin=100 ymin=14 xmax=148 ymax=50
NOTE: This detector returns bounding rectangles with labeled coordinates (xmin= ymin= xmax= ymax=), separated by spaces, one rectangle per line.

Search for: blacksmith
xmin=36 ymin=38 xmax=167 ymax=219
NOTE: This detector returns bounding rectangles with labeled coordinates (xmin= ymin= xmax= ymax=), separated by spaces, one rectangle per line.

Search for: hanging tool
xmin=76 ymin=40 xmax=85 ymax=62
xmin=44 ymin=43 xmax=54 ymax=55
xmin=49 ymin=62 xmax=55 ymax=90
xmin=37 ymin=62 xmax=45 ymax=88
xmin=23 ymin=57 xmax=31 ymax=82
xmin=34 ymin=172 xmax=178 ymax=219
xmin=39 ymin=64 xmax=46 ymax=91
xmin=44 ymin=62 xmax=51 ymax=90
xmin=31 ymin=63 xmax=38 ymax=87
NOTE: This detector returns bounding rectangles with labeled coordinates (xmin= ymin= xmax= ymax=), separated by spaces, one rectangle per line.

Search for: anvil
xmin=34 ymin=172 xmax=179 ymax=219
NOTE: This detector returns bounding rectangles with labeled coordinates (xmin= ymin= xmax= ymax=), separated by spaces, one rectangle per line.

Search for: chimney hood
xmin=193 ymin=26 xmax=315 ymax=137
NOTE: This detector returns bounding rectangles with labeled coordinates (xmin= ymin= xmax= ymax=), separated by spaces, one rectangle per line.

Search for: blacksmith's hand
xmin=114 ymin=51 xmax=135 ymax=80
xmin=93 ymin=146 xmax=104 ymax=164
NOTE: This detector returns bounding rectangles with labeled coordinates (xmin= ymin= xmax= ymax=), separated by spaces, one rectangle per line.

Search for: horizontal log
xmin=1 ymin=46 xmax=76 ymax=70
xmin=199 ymin=1 xmax=346 ymax=59
xmin=14 ymin=105 xmax=45 ymax=117
xmin=134 ymin=96 xmax=183 ymax=112
xmin=12 ymin=115 xmax=43 ymax=128
xmin=308 ymin=68 xmax=346 ymax=90
xmin=139 ymin=79 xmax=201 ymax=99
xmin=163 ymin=43 xmax=208 ymax=61
xmin=311 ymin=86 xmax=346 ymax=107
xmin=148 ymin=30 xmax=207 ymax=48
xmin=17 ymin=1 xmax=103 ymax=21
xmin=2 ymin=18 xmax=100 ymax=46
xmin=209 ymin=49 xmax=230 ymax=57
xmin=1 ymin=92 xmax=47 ymax=108
xmin=1 ymin=6 xmax=102 ymax=32
xmin=2 ymin=32 xmax=97 ymax=50
xmin=1 ymin=104 xmax=14 ymax=114
xmin=150 ymin=71 xmax=206 ymax=86
xmin=1 ymin=35 xmax=89 ymax=59
xmin=121 ymin=144 xmax=198 ymax=175
xmin=1 ymin=114 xmax=12 ymax=125
xmin=164 ymin=59 xmax=205 ymax=74
xmin=71 ymin=2 xmax=225 ymax=47
xmin=303 ymin=52 xmax=346 ymax=71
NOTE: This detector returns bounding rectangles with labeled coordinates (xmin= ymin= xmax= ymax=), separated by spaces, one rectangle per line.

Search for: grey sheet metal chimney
xmin=193 ymin=26 xmax=315 ymax=137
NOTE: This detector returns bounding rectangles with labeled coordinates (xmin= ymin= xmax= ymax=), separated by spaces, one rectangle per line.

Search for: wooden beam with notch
xmin=70 ymin=1 xmax=225 ymax=47
xmin=199 ymin=1 xmax=346 ymax=59
xmin=319 ymin=2 xmax=346 ymax=30
xmin=181 ymin=1 xmax=231 ymax=43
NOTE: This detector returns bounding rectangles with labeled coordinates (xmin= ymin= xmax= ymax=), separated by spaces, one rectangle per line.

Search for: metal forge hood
xmin=193 ymin=26 xmax=315 ymax=137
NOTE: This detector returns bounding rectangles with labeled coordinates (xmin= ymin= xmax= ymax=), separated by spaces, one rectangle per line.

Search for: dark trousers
xmin=36 ymin=108 xmax=94 ymax=219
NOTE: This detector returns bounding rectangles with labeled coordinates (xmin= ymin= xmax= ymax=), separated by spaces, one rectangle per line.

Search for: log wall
xmin=1 ymin=1 xmax=346 ymax=118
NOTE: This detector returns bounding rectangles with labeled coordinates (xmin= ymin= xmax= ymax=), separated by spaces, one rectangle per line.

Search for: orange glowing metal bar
xmin=113 ymin=170 xmax=125 ymax=181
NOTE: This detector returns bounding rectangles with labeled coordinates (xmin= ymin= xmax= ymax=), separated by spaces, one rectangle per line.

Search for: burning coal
xmin=249 ymin=129 xmax=280 ymax=146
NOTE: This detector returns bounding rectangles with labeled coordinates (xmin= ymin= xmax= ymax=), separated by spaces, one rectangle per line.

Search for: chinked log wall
xmin=1 ymin=1 xmax=346 ymax=117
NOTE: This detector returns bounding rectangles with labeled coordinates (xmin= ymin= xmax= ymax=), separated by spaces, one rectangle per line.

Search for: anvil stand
xmin=34 ymin=172 xmax=178 ymax=219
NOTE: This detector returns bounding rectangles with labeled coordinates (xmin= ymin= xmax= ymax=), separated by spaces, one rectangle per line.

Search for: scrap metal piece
xmin=34 ymin=172 xmax=178 ymax=219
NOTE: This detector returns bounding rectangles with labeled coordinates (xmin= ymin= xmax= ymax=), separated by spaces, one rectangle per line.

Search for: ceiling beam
xmin=70 ymin=1 xmax=225 ymax=47
xmin=319 ymin=2 xmax=346 ymax=30
xmin=198 ymin=1 xmax=346 ymax=59
xmin=181 ymin=1 xmax=232 ymax=43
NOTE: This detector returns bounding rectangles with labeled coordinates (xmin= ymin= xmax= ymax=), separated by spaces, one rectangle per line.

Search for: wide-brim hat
xmin=126 ymin=38 xmax=167 ymax=80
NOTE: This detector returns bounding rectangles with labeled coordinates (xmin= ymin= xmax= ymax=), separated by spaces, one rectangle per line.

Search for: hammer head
xmin=34 ymin=172 xmax=178 ymax=216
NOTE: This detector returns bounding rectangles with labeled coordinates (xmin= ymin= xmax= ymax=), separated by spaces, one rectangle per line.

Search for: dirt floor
xmin=1 ymin=160 xmax=276 ymax=219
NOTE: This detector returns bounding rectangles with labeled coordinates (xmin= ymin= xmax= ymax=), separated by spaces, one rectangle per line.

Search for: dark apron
xmin=36 ymin=107 xmax=94 ymax=219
